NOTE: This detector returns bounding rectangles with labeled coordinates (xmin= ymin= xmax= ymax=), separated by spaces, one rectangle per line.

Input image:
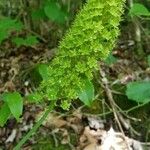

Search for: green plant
xmin=127 ymin=1 xmax=150 ymax=56
xmin=129 ymin=2 xmax=150 ymax=17
xmin=39 ymin=0 xmax=125 ymax=108
xmin=44 ymin=0 xmax=68 ymax=24
xmin=0 ymin=0 xmax=71 ymax=48
xmin=126 ymin=81 xmax=150 ymax=103
xmin=13 ymin=35 xmax=38 ymax=47
xmin=0 ymin=17 xmax=39 ymax=47
xmin=31 ymin=0 xmax=69 ymax=25
xmin=105 ymin=53 xmax=117 ymax=65
xmin=13 ymin=0 xmax=125 ymax=148
xmin=0 ymin=17 xmax=23 ymax=44
xmin=14 ymin=101 xmax=55 ymax=150
xmin=0 ymin=63 xmax=49 ymax=127
xmin=0 ymin=92 xmax=23 ymax=127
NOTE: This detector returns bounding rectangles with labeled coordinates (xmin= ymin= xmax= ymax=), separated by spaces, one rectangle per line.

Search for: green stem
xmin=124 ymin=101 xmax=149 ymax=114
xmin=14 ymin=101 xmax=55 ymax=150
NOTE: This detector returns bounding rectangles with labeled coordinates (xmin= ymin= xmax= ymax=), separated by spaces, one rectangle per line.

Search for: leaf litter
xmin=34 ymin=109 xmax=144 ymax=150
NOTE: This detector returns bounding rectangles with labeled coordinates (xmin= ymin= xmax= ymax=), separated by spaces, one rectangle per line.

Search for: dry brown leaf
xmin=61 ymin=129 xmax=70 ymax=144
xmin=83 ymin=143 xmax=101 ymax=150
xmin=79 ymin=126 xmax=143 ymax=150
xmin=36 ymin=112 xmax=67 ymax=128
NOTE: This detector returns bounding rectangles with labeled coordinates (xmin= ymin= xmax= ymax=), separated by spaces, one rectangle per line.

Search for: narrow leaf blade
xmin=37 ymin=64 xmax=49 ymax=80
xmin=78 ymin=79 xmax=95 ymax=106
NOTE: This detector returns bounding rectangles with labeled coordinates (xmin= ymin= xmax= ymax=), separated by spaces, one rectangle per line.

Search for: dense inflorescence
xmin=39 ymin=0 xmax=125 ymax=107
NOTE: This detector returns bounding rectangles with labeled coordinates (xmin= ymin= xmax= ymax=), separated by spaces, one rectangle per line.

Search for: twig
xmin=100 ymin=69 xmax=124 ymax=133
xmin=99 ymin=68 xmax=131 ymax=149
xmin=51 ymin=131 xmax=58 ymax=147
xmin=124 ymin=101 xmax=150 ymax=114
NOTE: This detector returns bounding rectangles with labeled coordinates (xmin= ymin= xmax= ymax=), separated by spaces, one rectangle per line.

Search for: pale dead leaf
xmin=88 ymin=116 xmax=105 ymax=129
xmin=5 ymin=129 xmax=17 ymax=143
xmin=61 ymin=129 xmax=70 ymax=144
xmin=79 ymin=126 xmax=106 ymax=149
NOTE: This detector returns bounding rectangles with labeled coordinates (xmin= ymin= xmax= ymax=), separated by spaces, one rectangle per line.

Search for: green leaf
xmin=78 ymin=79 xmax=95 ymax=106
xmin=32 ymin=9 xmax=47 ymax=20
xmin=126 ymin=81 xmax=150 ymax=103
xmin=25 ymin=35 xmax=38 ymax=46
xmin=13 ymin=37 xmax=24 ymax=47
xmin=105 ymin=53 xmax=117 ymax=65
xmin=2 ymin=92 xmax=23 ymax=120
xmin=0 ymin=31 xmax=8 ymax=44
xmin=13 ymin=35 xmax=38 ymax=47
xmin=0 ymin=103 xmax=11 ymax=127
xmin=129 ymin=3 xmax=150 ymax=17
xmin=44 ymin=1 xmax=67 ymax=24
xmin=0 ymin=17 xmax=23 ymax=44
xmin=0 ymin=17 xmax=23 ymax=31
xmin=37 ymin=64 xmax=49 ymax=80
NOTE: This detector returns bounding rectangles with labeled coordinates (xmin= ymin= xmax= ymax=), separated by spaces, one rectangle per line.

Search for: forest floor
xmin=0 ymin=31 xmax=150 ymax=150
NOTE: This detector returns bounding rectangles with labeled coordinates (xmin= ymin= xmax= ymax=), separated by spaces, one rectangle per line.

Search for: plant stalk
xmin=14 ymin=101 xmax=55 ymax=150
